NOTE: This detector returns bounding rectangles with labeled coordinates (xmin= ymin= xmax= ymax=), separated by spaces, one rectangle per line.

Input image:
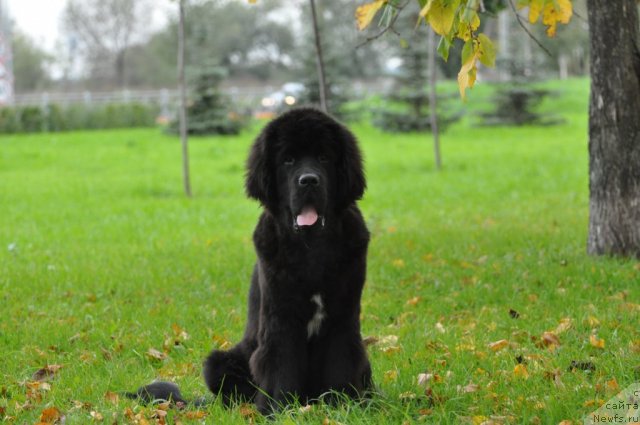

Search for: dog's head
xmin=245 ymin=108 xmax=365 ymax=230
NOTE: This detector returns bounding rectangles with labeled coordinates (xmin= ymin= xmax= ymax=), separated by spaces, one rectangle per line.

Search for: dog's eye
xmin=318 ymin=155 xmax=329 ymax=163
xmin=284 ymin=156 xmax=295 ymax=165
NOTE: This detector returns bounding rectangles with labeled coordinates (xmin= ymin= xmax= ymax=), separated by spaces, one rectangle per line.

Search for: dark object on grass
xmin=203 ymin=108 xmax=372 ymax=414
xmin=509 ymin=309 xmax=520 ymax=319
xmin=125 ymin=381 xmax=187 ymax=404
xmin=567 ymin=360 xmax=596 ymax=372
xmin=125 ymin=381 xmax=208 ymax=407
xmin=479 ymin=86 xmax=564 ymax=127
xmin=131 ymin=108 xmax=372 ymax=415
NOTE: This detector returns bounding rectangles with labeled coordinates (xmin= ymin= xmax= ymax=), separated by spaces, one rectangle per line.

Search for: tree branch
xmin=508 ymin=0 xmax=553 ymax=58
xmin=356 ymin=0 xmax=410 ymax=49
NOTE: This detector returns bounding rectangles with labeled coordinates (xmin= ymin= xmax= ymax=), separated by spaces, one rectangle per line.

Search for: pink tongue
xmin=296 ymin=207 xmax=318 ymax=226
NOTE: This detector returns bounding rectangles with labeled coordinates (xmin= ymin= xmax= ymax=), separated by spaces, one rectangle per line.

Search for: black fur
xmin=204 ymin=108 xmax=371 ymax=413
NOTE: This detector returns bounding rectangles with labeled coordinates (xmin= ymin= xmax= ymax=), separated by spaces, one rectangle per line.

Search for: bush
xmin=0 ymin=107 xmax=21 ymax=133
xmin=19 ymin=106 xmax=45 ymax=133
xmin=0 ymin=102 xmax=160 ymax=134
xmin=479 ymin=86 xmax=564 ymax=126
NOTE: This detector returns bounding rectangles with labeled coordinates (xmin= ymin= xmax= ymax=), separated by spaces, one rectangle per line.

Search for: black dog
xmin=131 ymin=108 xmax=371 ymax=413
xmin=204 ymin=108 xmax=371 ymax=413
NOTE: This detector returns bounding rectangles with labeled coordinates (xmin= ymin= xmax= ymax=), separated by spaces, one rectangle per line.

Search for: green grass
xmin=1 ymin=78 xmax=639 ymax=424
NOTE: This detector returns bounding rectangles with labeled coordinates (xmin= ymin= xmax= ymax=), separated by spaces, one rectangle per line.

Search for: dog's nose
xmin=298 ymin=173 xmax=320 ymax=187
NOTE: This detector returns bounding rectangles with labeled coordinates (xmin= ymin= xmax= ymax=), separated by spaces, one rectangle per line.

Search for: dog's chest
xmin=307 ymin=293 xmax=326 ymax=339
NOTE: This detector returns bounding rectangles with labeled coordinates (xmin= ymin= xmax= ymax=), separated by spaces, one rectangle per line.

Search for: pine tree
xmin=374 ymin=37 xmax=457 ymax=133
xmin=169 ymin=65 xmax=244 ymax=135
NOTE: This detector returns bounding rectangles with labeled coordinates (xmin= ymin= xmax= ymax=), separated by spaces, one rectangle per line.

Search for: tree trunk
xmin=587 ymin=0 xmax=640 ymax=257
xmin=427 ymin=28 xmax=441 ymax=171
xmin=178 ymin=0 xmax=192 ymax=198
xmin=116 ymin=49 xmax=126 ymax=88
xmin=309 ymin=0 xmax=328 ymax=113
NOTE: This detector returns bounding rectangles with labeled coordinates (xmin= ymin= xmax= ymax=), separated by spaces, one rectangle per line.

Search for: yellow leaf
xmin=556 ymin=0 xmax=572 ymax=23
xmin=355 ymin=0 xmax=387 ymax=31
xmin=513 ymin=364 xmax=529 ymax=379
xmin=488 ymin=339 xmax=509 ymax=352
xmin=427 ymin=0 xmax=460 ymax=37
xmin=406 ymin=296 xmax=420 ymax=306
xmin=392 ymin=258 xmax=405 ymax=268
xmin=541 ymin=331 xmax=561 ymax=349
xmin=542 ymin=1 xmax=558 ymax=36
xmin=590 ymin=334 xmax=605 ymax=349
xmin=384 ymin=369 xmax=398 ymax=382
xmin=419 ymin=0 xmax=435 ymax=17
xmin=554 ymin=317 xmax=572 ymax=334
xmin=472 ymin=416 xmax=488 ymax=425
xmin=528 ymin=0 xmax=543 ymax=23
xmin=587 ymin=316 xmax=600 ymax=327
xmin=606 ymin=378 xmax=619 ymax=391
xmin=457 ymin=39 xmax=478 ymax=99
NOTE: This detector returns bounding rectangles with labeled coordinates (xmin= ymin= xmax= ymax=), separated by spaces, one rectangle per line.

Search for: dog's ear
xmin=336 ymin=125 xmax=366 ymax=209
xmin=245 ymin=126 xmax=276 ymax=210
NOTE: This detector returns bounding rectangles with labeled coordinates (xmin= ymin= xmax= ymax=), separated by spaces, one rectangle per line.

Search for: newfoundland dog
xmin=132 ymin=108 xmax=371 ymax=413
xmin=204 ymin=108 xmax=371 ymax=412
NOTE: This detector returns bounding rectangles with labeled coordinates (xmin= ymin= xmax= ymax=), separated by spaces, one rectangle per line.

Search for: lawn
xmin=1 ymin=78 xmax=639 ymax=424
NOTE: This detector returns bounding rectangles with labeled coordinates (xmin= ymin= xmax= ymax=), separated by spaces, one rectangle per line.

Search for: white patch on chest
xmin=307 ymin=293 xmax=326 ymax=339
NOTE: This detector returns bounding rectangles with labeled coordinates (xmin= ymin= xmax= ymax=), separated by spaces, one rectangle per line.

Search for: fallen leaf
xmin=435 ymin=322 xmax=446 ymax=334
xmin=392 ymin=259 xmax=405 ymax=268
xmin=488 ymin=339 xmax=509 ymax=352
xmin=462 ymin=382 xmax=479 ymax=393
xmin=383 ymin=369 xmax=398 ymax=382
xmin=299 ymin=405 xmax=312 ymax=413
xmin=382 ymin=346 xmax=401 ymax=354
xmin=378 ymin=335 xmax=398 ymax=348
xmin=238 ymin=404 xmax=256 ymax=419
xmin=39 ymin=407 xmax=63 ymax=424
xmin=558 ymin=421 xmax=572 ymax=425
xmin=589 ymin=335 xmax=605 ymax=349
xmin=541 ymin=332 xmax=561 ymax=350
xmin=587 ymin=316 xmax=600 ymax=327
xmin=405 ymin=296 xmax=420 ymax=306
xmin=554 ymin=318 xmax=572 ymax=334
xmin=398 ymin=391 xmax=416 ymax=400
xmin=513 ymin=364 xmax=529 ymax=379
xmin=32 ymin=365 xmax=63 ymax=382
xmin=472 ymin=416 xmax=488 ymax=425
xmin=90 ymin=410 xmax=103 ymax=421
xmin=509 ymin=309 xmax=520 ymax=319
xmin=543 ymin=368 xmax=564 ymax=389
xmin=146 ymin=348 xmax=167 ymax=361
xmin=104 ymin=391 xmax=119 ymax=404
xmin=185 ymin=410 xmax=207 ymax=420
xmin=606 ymin=378 xmax=619 ymax=391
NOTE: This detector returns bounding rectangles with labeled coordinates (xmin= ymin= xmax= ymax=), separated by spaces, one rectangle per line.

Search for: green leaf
xmin=461 ymin=0 xmax=479 ymax=22
xmin=477 ymin=33 xmax=496 ymax=67
xmin=427 ymin=0 xmax=460 ymax=36
xmin=437 ymin=36 xmax=452 ymax=61
xmin=461 ymin=38 xmax=474 ymax=65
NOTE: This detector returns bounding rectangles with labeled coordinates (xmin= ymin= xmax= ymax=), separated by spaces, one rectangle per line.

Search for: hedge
xmin=0 ymin=102 xmax=160 ymax=134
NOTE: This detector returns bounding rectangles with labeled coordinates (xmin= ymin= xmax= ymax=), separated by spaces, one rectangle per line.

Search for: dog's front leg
xmin=249 ymin=314 xmax=307 ymax=414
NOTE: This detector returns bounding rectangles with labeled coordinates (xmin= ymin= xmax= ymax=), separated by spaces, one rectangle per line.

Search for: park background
xmin=1 ymin=0 xmax=639 ymax=424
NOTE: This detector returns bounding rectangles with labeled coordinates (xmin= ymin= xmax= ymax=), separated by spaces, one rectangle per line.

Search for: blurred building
xmin=0 ymin=0 xmax=13 ymax=105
